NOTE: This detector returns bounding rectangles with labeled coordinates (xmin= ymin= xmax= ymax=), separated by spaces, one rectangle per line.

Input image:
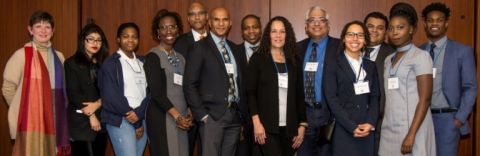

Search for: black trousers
xmin=259 ymin=127 xmax=295 ymax=156
xmin=70 ymin=132 xmax=108 ymax=156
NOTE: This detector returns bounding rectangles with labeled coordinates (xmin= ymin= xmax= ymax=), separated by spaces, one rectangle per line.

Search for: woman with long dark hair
xmin=65 ymin=23 xmax=109 ymax=156
xmin=247 ymin=16 xmax=307 ymax=156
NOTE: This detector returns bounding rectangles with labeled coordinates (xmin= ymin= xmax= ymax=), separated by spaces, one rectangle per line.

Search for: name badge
xmin=432 ymin=68 xmax=437 ymax=78
xmin=387 ymin=77 xmax=399 ymax=90
xmin=173 ymin=73 xmax=183 ymax=86
xmin=135 ymin=76 xmax=146 ymax=84
xmin=354 ymin=81 xmax=370 ymax=95
xmin=225 ymin=63 xmax=234 ymax=74
xmin=278 ymin=73 xmax=288 ymax=88
xmin=304 ymin=62 xmax=319 ymax=72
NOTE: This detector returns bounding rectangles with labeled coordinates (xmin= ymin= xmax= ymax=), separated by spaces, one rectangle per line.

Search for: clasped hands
xmin=175 ymin=114 xmax=193 ymax=130
xmin=353 ymin=123 xmax=373 ymax=138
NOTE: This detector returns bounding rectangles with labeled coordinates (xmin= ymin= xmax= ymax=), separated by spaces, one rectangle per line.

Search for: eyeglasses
xmin=85 ymin=38 xmax=102 ymax=44
xmin=388 ymin=25 xmax=407 ymax=32
xmin=159 ymin=25 xmax=178 ymax=31
xmin=345 ymin=32 xmax=365 ymax=39
xmin=306 ymin=17 xmax=328 ymax=25
xmin=188 ymin=11 xmax=207 ymax=17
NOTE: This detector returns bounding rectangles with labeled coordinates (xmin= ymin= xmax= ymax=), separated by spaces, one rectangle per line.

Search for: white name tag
xmin=225 ymin=63 xmax=234 ymax=74
xmin=135 ymin=76 xmax=146 ymax=84
xmin=278 ymin=73 xmax=288 ymax=88
xmin=173 ymin=73 xmax=183 ymax=86
xmin=354 ymin=81 xmax=370 ymax=95
xmin=432 ymin=68 xmax=437 ymax=78
xmin=387 ymin=77 xmax=399 ymax=90
xmin=304 ymin=62 xmax=319 ymax=72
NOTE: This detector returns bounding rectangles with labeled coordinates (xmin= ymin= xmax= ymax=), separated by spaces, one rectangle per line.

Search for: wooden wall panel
xmin=0 ymin=0 xmax=79 ymax=155
xmin=81 ymin=0 xmax=269 ymax=56
xmin=1 ymin=0 xmax=477 ymax=155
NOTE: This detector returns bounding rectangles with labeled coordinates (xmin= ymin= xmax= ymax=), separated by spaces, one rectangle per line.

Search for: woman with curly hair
xmin=247 ymin=16 xmax=307 ymax=156
xmin=144 ymin=9 xmax=192 ymax=156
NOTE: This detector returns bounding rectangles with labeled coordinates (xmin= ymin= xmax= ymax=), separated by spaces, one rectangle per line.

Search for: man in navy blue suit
xmin=421 ymin=3 xmax=477 ymax=156
xmin=297 ymin=6 xmax=340 ymax=156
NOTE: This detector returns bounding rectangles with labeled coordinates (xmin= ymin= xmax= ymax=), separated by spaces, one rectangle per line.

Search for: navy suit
xmin=173 ymin=31 xmax=195 ymax=57
xmin=324 ymin=51 xmax=380 ymax=156
xmin=420 ymin=39 xmax=477 ymax=156
xmin=297 ymin=36 xmax=340 ymax=156
xmin=183 ymin=34 xmax=246 ymax=156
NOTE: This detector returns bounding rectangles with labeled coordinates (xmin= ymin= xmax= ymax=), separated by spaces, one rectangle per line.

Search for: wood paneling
xmin=0 ymin=0 xmax=79 ymax=155
xmin=1 ymin=0 xmax=477 ymax=155
xmin=81 ymin=0 xmax=269 ymax=55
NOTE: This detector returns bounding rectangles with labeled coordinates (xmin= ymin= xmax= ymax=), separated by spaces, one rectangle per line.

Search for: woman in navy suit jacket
xmin=324 ymin=21 xmax=380 ymax=156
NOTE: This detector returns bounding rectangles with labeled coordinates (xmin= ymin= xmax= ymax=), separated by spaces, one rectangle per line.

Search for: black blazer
xmin=324 ymin=52 xmax=380 ymax=133
xmin=296 ymin=36 xmax=341 ymax=123
xmin=64 ymin=57 xmax=101 ymax=141
xmin=233 ymin=43 xmax=250 ymax=124
xmin=183 ymin=35 xmax=247 ymax=122
xmin=373 ymin=43 xmax=394 ymax=116
xmin=247 ymin=52 xmax=306 ymax=137
xmin=173 ymin=31 xmax=194 ymax=57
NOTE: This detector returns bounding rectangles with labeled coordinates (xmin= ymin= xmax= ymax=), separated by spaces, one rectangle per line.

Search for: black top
xmin=65 ymin=57 xmax=102 ymax=141
xmin=247 ymin=52 xmax=306 ymax=136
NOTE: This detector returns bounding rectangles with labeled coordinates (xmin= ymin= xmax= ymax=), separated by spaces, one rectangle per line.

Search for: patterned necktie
xmin=364 ymin=47 xmax=374 ymax=59
xmin=305 ymin=42 xmax=318 ymax=104
xmin=220 ymin=40 xmax=237 ymax=103
xmin=250 ymin=46 xmax=258 ymax=52
xmin=429 ymin=43 xmax=436 ymax=60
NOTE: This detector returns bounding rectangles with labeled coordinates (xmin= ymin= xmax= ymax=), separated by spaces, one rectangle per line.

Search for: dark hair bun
xmin=389 ymin=2 xmax=418 ymax=26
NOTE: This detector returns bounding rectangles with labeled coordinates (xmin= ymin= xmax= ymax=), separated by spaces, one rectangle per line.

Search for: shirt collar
xmin=192 ymin=29 xmax=207 ymax=41
xmin=117 ymin=48 xmax=136 ymax=60
xmin=210 ymin=32 xmax=225 ymax=45
xmin=429 ymin=36 xmax=448 ymax=48
xmin=244 ymin=41 xmax=259 ymax=48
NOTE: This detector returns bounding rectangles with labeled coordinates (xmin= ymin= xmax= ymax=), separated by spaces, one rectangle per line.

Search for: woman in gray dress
xmin=379 ymin=3 xmax=435 ymax=156
xmin=144 ymin=9 xmax=193 ymax=156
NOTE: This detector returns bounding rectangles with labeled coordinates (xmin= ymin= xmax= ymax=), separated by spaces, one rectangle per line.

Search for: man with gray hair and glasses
xmin=297 ymin=6 xmax=340 ymax=156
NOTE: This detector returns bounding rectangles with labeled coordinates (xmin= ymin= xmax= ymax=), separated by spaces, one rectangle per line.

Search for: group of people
xmin=2 ymin=1 xmax=476 ymax=156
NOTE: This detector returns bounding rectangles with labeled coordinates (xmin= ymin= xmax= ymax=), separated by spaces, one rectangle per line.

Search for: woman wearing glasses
xmin=144 ymin=9 xmax=192 ymax=156
xmin=65 ymin=23 xmax=109 ymax=156
xmin=324 ymin=21 xmax=379 ymax=156
xmin=379 ymin=2 xmax=435 ymax=156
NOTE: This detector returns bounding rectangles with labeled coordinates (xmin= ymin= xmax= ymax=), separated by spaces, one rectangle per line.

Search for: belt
xmin=431 ymin=108 xmax=457 ymax=114
xmin=306 ymin=102 xmax=322 ymax=108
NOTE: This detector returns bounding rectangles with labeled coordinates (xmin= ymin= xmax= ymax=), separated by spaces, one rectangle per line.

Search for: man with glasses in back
xmin=174 ymin=2 xmax=209 ymax=57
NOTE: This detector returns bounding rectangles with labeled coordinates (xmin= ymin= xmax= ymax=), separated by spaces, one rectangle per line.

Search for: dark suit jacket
xmin=373 ymin=43 xmax=394 ymax=116
xmin=296 ymin=36 xmax=341 ymax=123
xmin=324 ymin=51 xmax=380 ymax=156
xmin=183 ymin=35 xmax=247 ymax=122
xmin=233 ymin=43 xmax=251 ymax=124
xmin=173 ymin=31 xmax=195 ymax=57
xmin=420 ymin=39 xmax=477 ymax=134
xmin=247 ymin=52 xmax=306 ymax=136
xmin=64 ymin=57 xmax=102 ymax=141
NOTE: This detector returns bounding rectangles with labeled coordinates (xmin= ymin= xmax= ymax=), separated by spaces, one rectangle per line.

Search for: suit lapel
xmin=338 ymin=53 xmax=356 ymax=82
xmin=442 ymin=40 xmax=454 ymax=88
xmin=187 ymin=31 xmax=195 ymax=43
xmin=205 ymin=35 xmax=228 ymax=75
